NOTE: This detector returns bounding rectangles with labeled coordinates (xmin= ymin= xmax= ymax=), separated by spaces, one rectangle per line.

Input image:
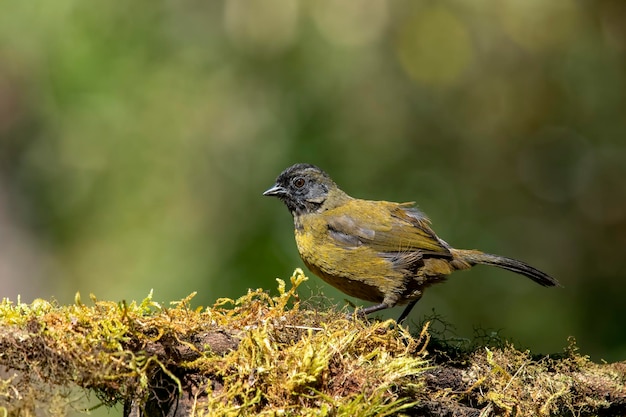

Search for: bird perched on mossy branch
xmin=264 ymin=163 xmax=560 ymax=323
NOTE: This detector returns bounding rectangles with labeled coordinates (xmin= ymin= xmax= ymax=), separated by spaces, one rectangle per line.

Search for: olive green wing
xmin=325 ymin=200 xmax=451 ymax=257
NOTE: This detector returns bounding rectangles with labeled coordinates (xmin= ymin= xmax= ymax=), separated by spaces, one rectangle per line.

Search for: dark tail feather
xmin=453 ymin=249 xmax=560 ymax=287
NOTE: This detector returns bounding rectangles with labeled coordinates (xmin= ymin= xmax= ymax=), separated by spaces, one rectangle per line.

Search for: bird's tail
xmin=451 ymin=249 xmax=560 ymax=287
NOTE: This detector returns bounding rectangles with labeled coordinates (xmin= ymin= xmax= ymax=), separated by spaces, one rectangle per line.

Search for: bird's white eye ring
xmin=293 ymin=177 xmax=305 ymax=188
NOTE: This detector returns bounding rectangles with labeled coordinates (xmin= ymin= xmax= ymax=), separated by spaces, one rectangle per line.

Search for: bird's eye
xmin=293 ymin=177 xmax=305 ymax=188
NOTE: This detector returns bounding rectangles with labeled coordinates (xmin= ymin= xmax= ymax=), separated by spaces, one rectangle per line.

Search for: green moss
xmin=0 ymin=269 xmax=624 ymax=416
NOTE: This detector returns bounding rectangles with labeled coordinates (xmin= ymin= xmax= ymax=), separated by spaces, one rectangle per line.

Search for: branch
xmin=0 ymin=270 xmax=624 ymax=416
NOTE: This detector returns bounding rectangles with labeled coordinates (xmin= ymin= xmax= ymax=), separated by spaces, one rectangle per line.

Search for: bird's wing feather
xmin=326 ymin=200 xmax=451 ymax=256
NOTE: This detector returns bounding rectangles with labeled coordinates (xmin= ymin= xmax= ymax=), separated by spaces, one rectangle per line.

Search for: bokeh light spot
xmin=224 ymin=0 xmax=299 ymax=54
xmin=497 ymin=0 xmax=581 ymax=52
xmin=395 ymin=6 xmax=472 ymax=86
xmin=311 ymin=0 xmax=389 ymax=48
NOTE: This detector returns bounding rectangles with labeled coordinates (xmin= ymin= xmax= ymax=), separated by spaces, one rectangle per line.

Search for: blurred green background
xmin=1 ymin=0 xmax=625 ymax=383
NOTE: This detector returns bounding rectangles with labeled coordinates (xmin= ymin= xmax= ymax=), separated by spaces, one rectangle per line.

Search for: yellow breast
xmin=293 ymin=213 xmax=406 ymax=303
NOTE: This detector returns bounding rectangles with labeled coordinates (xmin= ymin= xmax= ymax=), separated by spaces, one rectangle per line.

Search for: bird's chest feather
xmin=292 ymin=213 xmax=405 ymax=303
xmin=293 ymin=214 xmax=335 ymax=272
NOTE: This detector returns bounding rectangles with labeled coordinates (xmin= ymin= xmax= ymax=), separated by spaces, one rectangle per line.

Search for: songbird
xmin=264 ymin=163 xmax=559 ymax=322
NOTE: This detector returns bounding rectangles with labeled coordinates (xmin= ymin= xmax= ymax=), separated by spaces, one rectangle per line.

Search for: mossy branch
xmin=0 ymin=269 xmax=624 ymax=416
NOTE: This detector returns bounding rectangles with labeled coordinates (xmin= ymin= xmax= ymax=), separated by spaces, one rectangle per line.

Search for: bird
xmin=263 ymin=163 xmax=559 ymax=323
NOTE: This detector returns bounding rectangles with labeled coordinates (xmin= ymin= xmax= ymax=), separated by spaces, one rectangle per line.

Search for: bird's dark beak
xmin=263 ymin=184 xmax=287 ymax=197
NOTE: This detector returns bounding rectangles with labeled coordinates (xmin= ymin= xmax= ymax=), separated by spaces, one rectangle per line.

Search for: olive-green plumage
xmin=264 ymin=163 xmax=559 ymax=322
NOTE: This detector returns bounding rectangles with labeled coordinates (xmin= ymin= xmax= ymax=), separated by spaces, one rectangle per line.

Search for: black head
xmin=263 ymin=163 xmax=340 ymax=215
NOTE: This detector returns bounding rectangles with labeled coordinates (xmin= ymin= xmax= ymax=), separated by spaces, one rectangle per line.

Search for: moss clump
xmin=1 ymin=269 xmax=625 ymax=416
xmin=0 ymin=269 xmax=429 ymax=416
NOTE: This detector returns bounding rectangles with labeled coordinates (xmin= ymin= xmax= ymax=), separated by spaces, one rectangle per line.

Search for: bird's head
xmin=263 ymin=163 xmax=347 ymax=216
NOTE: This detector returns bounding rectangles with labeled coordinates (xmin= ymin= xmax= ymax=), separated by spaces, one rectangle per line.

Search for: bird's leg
xmin=352 ymin=296 xmax=422 ymax=323
xmin=396 ymin=297 xmax=421 ymax=324
xmin=354 ymin=302 xmax=390 ymax=318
